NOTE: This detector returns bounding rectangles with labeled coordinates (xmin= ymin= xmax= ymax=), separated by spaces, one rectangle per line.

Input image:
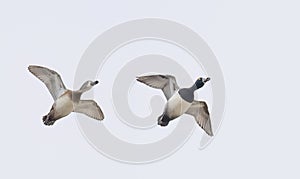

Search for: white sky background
xmin=0 ymin=0 xmax=299 ymax=178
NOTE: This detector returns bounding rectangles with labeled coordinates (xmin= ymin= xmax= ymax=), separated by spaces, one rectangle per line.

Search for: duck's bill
xmin=92 ymin=81 xmax=99 ymax=86
xmin=204 ymin=77 xmax=211 ymax=82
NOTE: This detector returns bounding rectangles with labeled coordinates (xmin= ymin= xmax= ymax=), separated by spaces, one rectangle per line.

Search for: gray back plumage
xmin=178 ymin=88 xmax=194 ymax=103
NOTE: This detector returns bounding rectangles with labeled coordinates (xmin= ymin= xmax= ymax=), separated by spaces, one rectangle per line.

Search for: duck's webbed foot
xmin=158 ymin=114 xmax=170 ymax=127
xmin=42 ymin=115 xmax=56 ymax=126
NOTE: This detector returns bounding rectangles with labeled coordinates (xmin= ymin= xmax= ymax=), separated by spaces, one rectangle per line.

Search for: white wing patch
xmin=74 ymin=100 xmax=104 ymax=121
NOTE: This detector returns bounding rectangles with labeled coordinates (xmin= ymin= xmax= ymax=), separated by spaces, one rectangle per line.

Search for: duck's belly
xmin=53 ymin=95 xmax=74 ymax=118
xmin=165 ymin=91 xmax=192 ymax=119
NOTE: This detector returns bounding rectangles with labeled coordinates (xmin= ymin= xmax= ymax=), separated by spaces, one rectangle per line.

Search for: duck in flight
xmin=28 ymin=65 xmax=104 ymax=126
xmin=137 ymin=74 xmax=213 ymax=136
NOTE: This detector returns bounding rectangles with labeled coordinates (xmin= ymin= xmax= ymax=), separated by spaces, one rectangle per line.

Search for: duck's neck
xmin=74 ymin=87 xmax=91 ymax=97
xmin=72 ymin=85 xmax=91 ymax=102
xmin=77 ymin=85 xmax=91 ymax=94
xmin=188 ymin=84 xmax=198 ymax=92
xmin=72 ymin=90 xmax=84 ymax=102
xmin=76 ymin=89 xmax=87 ymax=94
xmin=73 ymin=87 xmax=90 ymax=99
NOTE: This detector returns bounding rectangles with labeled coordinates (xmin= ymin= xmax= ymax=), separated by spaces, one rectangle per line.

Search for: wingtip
xmin=136 ymin=76 xmax=142 ymax=82
xmin=28 ymin=65 xmax=34 ymax=72
xmin=28 ymin=65 xmax=41 ymax=71
xmin=204 ymin=123 xmax=214 ymax=137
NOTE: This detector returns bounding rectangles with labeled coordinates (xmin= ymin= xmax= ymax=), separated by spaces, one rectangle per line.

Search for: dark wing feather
xmin=28 ymin=65 xmax=66 ymax=100
xmin=74 ymin=100 xmax=104 ymax=121
xmin=136 ymin=74 xmax=179 ymax=99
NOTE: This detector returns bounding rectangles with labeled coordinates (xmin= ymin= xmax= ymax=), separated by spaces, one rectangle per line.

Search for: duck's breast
xmin=165 ymin=91 xmax=192 ymax=119
xmin=53 ymin=91 xmax=74 ymax=118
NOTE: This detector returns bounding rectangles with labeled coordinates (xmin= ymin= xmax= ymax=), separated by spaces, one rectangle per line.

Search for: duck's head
xmin=195 ymin=77 xmax=210 ymax=89
xmin=79 ymin=80 xmax=99 ymax=92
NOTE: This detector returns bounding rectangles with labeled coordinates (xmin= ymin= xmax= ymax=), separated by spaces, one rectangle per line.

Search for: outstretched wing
xmin=136 ymin=74 xmax=179 ymax=100
xmin=28 ymin=65 xmax=67 ymax=100
xmin=74 ymin=100 xmax=104 ymax=121
xmin=185 ymin=101 xmax=213 ymax=136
